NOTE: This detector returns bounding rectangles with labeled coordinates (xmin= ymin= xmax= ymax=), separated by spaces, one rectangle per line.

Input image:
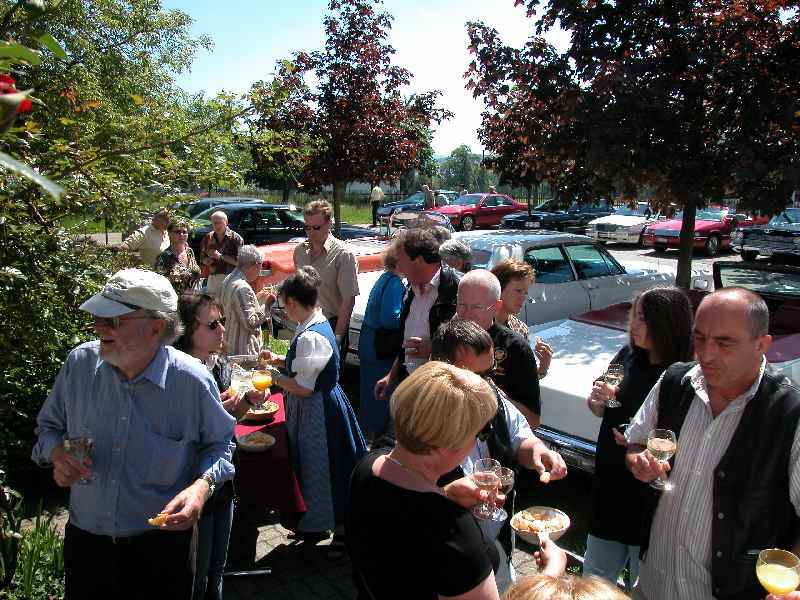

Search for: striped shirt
xmin=626 ymin=359 xmax=800 ymax=600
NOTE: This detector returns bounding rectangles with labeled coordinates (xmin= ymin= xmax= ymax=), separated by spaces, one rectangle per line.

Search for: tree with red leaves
xmin=468 ymin=0 xmax=798 ymax=287
xmin=276 ymin=0 xmax=452 ymax=231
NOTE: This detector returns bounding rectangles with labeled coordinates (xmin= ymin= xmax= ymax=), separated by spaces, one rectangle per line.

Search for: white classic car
xmin=585 ymin=202 xmax=659 ymax=245
xmin=530 ymin=260 xmax=800 ymax=474
xmin=272 ymin=231 xmax=710 ymax=362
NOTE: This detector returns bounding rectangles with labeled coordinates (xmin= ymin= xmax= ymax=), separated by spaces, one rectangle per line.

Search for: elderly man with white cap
xmin=32 ymin=268 xmax=235 ymax=600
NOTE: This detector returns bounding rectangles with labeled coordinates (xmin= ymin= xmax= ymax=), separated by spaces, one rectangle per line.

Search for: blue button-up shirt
xmin=32 ymin=341 xmax=235 ymax=537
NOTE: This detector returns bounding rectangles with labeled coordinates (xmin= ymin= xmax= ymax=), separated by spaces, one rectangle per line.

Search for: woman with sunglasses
xmin=154 ymin=217 xmax=201 ymax=296
xmin=174 ymin=292 xmax=261 ymax=600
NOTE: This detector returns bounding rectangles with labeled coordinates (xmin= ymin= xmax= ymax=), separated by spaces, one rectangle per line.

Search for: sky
xmin=161 ymin=0 xmax=569 ymax=157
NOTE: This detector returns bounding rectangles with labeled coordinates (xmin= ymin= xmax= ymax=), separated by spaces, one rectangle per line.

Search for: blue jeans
xmin=583 ymin=534 xmax=639 ymax=590
xmin=194 ymin=489 xmax=234 ymax=600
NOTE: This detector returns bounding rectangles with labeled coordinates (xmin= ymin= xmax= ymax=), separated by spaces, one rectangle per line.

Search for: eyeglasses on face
xmin=199 ymin=317 xmax=225 ymax=330
xmin=303 ymin=224 xmax=327 ymax=231
xmin=94 ymin=314 xmax=153 ymax=329
xmin=172 ymin=229 xmax=189 ymax=235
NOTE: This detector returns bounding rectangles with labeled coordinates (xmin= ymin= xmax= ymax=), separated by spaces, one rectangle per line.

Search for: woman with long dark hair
xmin=583 ymin=286 xmax=694 ymax=589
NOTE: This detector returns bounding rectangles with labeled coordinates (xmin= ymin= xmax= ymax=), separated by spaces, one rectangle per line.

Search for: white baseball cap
xmin=79 ymin=269 xmax=178 ymax=318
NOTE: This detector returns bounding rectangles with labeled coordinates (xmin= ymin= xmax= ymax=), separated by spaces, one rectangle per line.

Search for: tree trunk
xmin=333 ymin=181 xmax=345 ymax=238
xmin=282 ymin=185 xmax=291 ymax=203
xmin=675 ymin=192 xmax=698 ymax=290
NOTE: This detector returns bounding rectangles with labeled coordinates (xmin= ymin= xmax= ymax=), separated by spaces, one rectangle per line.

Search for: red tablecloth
xmin=234 ymin=393 xmax=306 ymax=518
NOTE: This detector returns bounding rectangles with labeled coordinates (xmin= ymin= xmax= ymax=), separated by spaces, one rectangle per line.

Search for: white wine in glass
xmin=647 ymin=429 xmax=677 ymax=491
xmin=602 ymin=364 xmax=625 ymax=408
xmin=757 ymin=549 xmax=800 ymax=596
xmin=495 ymin=467 xmax=515 ymax=521
xmin=471 ymin=458 xmax=501 ymax=520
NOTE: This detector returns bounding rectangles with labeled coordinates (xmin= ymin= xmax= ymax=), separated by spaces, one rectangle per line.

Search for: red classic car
xmin=642 ymin=207 xmax=767 ymax=256
xmin=425 ymin=193 xmax=526 ymax=231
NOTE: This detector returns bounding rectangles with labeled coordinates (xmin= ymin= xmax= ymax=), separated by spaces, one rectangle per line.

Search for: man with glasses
xmin=456 ymin=269 xmax=542 ymax=428
xmin=200 ymin=211 xmax=243 ymax=298
xmin=32 ymin=269 xmax=235 ymax=600
xmin=431 ymin=318 xmax=567 ymax=593
xmin=293 ymin=200 xmax=359 ymax=352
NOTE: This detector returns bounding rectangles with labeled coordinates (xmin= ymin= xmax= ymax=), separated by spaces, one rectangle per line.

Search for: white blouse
xmin=291 ymin=310 xmax=334 ymax=390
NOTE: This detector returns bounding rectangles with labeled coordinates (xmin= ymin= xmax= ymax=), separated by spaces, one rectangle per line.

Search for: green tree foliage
xmin=469 ymin=0 xmax=798 ymax=287
xmin=0 ymin=0 xmax=251 ymax=477
xmin=438 ymin=144 xmax=480 ymax=191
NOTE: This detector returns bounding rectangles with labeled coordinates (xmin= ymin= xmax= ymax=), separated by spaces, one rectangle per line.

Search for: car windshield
xmin=768 ymin=208 xmax=800 ymax=227
xmin=614 ymin=205 xmax=651 ymax=217
xmin=673 ymin=209 xmax=726 ymax=221
xmin=452 ymin=194 xmax=483 ymax=206
xmin=717 ymin=264 xmax=800 ymax=298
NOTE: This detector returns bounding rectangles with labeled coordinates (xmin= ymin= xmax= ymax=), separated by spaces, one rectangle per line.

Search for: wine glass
xmin=230 ymin=366 xmax=252 ymax=396
xmin=64 ymin=427 xmax=94 ymax=485
xmin=647 ymin=429 xmax=677 ymax=491
xmin=470 ymin=458 xmax=501 ymax=520
xmin=601 ymin=364 xmax=625 ymax=408
xmin=757 ymin=549 xmax=800 ymax=596
xmin=494 ymin=466 xmax=515 ymax=521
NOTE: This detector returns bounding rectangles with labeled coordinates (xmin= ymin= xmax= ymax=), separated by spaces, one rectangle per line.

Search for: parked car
xmin=376 ymin=190 xmax=458 ymax=225
xmin=732 ymin=207 xmax=800 ymax=262
xmin=501 ymin=199 xmax=616 ymax=231
xmin=585 ymin=202 xmax=658 ymax=245
xmin=189 ymin=203 xmax=375 ymax=256
xmin=641 ymin=207 xmax=764 ymax=256
xmin=429 ymin=193 xmax=527 ymax=231
xmin=531 ymin=260 xmax=800 ymax=473
xmin=179 ymin=196 xmax=263 ymax=218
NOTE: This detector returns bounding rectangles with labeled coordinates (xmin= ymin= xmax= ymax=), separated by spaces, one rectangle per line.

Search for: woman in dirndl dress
xmin=261 ymin=266 xmax=367 ymax=552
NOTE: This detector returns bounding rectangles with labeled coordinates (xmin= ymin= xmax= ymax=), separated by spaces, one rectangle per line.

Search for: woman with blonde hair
xmin=504 ymin=573 xmax=629 ymax=600
xmin=347 ymin=361 xmax=501 ymax=600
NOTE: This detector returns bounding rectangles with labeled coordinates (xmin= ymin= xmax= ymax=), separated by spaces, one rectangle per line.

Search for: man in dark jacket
xmin=374 ymin=228 xmax=459 ymax=401
xmin=624 ymin=287 xmax=800 ymax=600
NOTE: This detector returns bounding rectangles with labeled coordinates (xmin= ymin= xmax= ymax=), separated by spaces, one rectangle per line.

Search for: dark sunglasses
xmin=303 ymin=224 xmax=325 ymax=231
xmin=198 ymin=317 xmax=225 ymax=330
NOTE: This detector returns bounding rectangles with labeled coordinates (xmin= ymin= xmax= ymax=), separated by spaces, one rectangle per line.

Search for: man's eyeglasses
xmin=94 ymin=315 xmax=152 ymax=329
xmin=199 ymin=317 xmax=226 ymax=330
xmin=456 ymin=302 xmax=495 ymax=312
xmin=303 ymin=224 xmax=327 ymax=231
xmin=172 ymin=229 xmax=189 ymax=235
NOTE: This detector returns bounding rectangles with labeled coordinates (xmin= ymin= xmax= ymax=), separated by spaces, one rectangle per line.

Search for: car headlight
xmin=694 ymin=231 xmax=704 ymax=238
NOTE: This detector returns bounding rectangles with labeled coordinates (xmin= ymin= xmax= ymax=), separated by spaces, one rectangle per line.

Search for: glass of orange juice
xmin=252 ymin=371 xmax=272 ymax=392
xmin=757 ymin=549 xmax=800 ymax=596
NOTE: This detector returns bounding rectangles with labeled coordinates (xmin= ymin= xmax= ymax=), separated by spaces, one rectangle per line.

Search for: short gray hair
xmin=459 ymin=269 xmax=501 ymax=302
xmin=431 ymin=226 xmax=452 ymax=244
xmin=237 ymin=245 xmax=262 ymax=269
xmin=210 ymin=211 xmax=228 ymax=223
xmin=146 ymin=309 xmax=184 ymax=344
xmin=439 ymin=240 xmax=472 ymax=263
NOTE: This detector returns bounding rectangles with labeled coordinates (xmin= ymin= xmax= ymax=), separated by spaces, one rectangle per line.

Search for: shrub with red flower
xmin=0 ymin=74 xmax=32 ymax=113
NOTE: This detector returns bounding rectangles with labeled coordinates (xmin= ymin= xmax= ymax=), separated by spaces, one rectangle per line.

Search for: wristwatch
xmin=201 ymin=472 xmax=216 ymax=497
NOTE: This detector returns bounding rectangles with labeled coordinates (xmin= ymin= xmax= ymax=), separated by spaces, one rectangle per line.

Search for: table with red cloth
xmin=233 ymin=392 xmax=305 ymax=524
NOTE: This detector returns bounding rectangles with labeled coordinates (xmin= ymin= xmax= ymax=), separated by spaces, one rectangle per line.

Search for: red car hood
xmin=431 ymin=204 xmax=474 ymax=215
xmin=652 ymin=218 xmax=723 ymax=232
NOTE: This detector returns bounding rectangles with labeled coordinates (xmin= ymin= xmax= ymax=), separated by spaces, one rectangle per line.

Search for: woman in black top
xmin=583 ymin=286 xmax=693 ymax=589
xmin=347 ymin=361 xmax=501 ymax=600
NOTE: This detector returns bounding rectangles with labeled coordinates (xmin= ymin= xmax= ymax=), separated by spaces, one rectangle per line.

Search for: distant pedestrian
xmin=118 ymin=208 xmax=170 ymax=267
xmin=370 ymin=184 xmax=385 ymax=227
xmin=200 ymin=211 xmax=243 ymax=298
xmin=439 ymin=239 xmax=472 ymax=273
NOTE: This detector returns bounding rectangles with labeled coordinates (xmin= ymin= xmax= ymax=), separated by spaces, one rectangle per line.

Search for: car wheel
xmin=741 ymin=250 xmax=758 ymax=261
xmin=461 ymin=216 xmax=475 ymax=231
xmin=704 ymin=235 xmax=720 ymax=257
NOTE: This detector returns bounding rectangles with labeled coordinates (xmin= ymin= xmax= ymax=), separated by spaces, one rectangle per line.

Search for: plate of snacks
xmin=245 ymin=400 xmax=279 ymax=422
xmin=236 ymin=431 xmax=276 ymax=453
xmin=510 ymin=506 xmax=570 ymax=546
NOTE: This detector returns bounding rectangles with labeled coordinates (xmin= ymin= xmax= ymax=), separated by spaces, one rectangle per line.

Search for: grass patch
xmin=339 ymin=204 xmax=372 ymax=225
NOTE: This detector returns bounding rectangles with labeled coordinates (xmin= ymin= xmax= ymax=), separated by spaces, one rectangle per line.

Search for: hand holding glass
xmin=647 ymin=429 xmax=677 ymax=491
xmin=757 ymin=549 xmax=800 ymax=596
xmin=64 ymin=428 xmax=94 ymax=484
xmin=471 ymin=458 xmax=501 ymax=521
xmin=601 ymin=364 xmax=624 ymax=408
